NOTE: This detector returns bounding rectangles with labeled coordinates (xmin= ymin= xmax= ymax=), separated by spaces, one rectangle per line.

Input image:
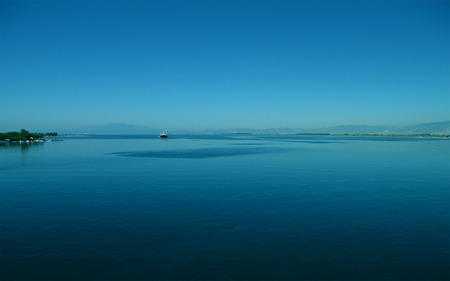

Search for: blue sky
xmin=1 ymin=0 xmax=449 ymax=132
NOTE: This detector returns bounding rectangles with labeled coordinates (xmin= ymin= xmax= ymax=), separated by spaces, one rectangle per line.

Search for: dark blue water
xmin=1 ymin=135 xmax=449 ymax=280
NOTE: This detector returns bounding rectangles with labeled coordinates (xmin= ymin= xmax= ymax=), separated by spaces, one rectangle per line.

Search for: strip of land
xmin=0 ymin=129 xmax=58 ymax=143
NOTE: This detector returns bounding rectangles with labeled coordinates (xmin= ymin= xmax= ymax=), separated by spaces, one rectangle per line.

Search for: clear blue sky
xmin=1 ymin=0 xmax=449 ymax=132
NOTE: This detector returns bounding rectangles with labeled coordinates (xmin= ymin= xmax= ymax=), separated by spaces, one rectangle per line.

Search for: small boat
xmin=160 ymin=131 xmax=168 ymax=138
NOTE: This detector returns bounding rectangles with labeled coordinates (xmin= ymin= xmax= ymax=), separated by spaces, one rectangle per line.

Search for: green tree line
xmin=0 ymin=129 xmax=57 ymax=141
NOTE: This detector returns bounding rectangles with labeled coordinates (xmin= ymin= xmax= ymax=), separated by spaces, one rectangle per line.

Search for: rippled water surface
xmin=1 ymin=135 xmax=449 ymax=280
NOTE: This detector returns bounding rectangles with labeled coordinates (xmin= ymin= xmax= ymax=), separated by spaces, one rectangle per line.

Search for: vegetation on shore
xmin=0 ymin=129 xmax=57 ymax=142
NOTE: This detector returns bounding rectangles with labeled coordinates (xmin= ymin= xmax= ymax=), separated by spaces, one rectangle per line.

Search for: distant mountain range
xmin=200 ymin=121 xmax=450 ymax=135
xmin=296 ymin=121 xmax=450 ymax=135
xmin=76 ymin=123 xmax=160 ymax=134
xmin=75 ymin=121 xmax=450 ymax=135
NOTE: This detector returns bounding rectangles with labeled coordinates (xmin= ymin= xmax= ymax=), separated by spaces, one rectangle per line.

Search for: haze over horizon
xmin=1 ymin=0 xmax=449 ymax=132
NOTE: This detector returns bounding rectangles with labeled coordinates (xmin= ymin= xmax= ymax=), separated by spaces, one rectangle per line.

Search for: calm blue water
xmin=1 ymin=135 xmax=449 ymax=280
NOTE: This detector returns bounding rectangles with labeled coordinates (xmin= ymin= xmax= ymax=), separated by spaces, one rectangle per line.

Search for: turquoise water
xmin=1 ymin=135 xmax=449 ymax=280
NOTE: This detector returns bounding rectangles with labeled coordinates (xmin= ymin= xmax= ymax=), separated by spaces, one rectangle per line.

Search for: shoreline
xmin=55 ymin=133 xmax=450 ymax=139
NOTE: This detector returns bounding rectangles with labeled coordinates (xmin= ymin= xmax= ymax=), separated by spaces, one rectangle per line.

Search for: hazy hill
xmin=322 ymin=121 xmax=450 ymax=135
xmin=397 ymin=121 xmax=450 ymax=135
xmin=70 ymin=121 xmax=450 ymax=135
xmin=78 ymin=123 xmax=159 ymax=134
xmin=200 ymin=121 xmax=450 ymax=135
